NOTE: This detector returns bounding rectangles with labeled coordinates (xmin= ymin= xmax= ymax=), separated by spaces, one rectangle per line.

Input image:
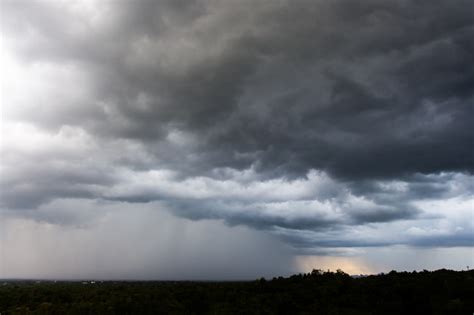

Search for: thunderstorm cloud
xmin=0 ymin=0 xmax=473 ymax=278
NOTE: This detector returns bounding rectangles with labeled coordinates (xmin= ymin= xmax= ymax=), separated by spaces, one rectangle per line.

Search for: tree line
xmin=1 ymin=269 xmax=472 ymax=314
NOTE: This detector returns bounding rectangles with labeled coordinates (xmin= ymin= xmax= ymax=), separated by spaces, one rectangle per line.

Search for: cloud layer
xmin=1 ymin=0 xmax=473 ymax=277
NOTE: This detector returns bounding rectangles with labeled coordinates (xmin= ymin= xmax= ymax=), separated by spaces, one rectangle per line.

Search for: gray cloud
xmin=2 ymin=0 xmax=473 ymax=179
xmin=1 ymin=0 xmax=473 ymax=270
xmin=0 ymin=201 xmax=294 ymax=280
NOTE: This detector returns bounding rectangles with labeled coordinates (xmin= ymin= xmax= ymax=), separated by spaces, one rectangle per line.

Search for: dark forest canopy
xmin=1 ymin=269 xmax=473 ymax=314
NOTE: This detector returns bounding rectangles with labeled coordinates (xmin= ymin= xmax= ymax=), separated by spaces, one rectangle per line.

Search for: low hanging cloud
xmin=1 ymin=0 xmax=473 ymax=275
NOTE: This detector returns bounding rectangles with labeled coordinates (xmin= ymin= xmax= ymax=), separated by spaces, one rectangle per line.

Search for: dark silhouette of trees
xmin=0 ymin=269 xmax=472 ymax=314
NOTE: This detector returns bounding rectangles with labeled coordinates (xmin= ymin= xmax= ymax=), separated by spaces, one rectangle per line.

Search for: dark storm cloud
xmin=2 ymin=0 xmax=473 ymax=180
xmin=1 ymin=0 xmax=473 ymax=253
xmin=275 ymin=215 xmax=474 ymax=253
xmin=0 ymin=165 xmax=109 ymax=209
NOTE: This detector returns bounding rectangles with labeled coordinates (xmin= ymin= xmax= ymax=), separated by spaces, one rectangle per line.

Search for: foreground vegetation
xmin=1 ymin=269 xmax=472 ymax=314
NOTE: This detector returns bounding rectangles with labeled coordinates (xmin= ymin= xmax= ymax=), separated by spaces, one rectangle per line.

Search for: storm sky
xmin=0 ymin=0 xmax=473 ymax=279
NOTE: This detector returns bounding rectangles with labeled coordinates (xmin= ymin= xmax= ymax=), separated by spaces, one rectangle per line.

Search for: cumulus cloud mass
xmin=0 ymin=0 xmax=473 ymax=279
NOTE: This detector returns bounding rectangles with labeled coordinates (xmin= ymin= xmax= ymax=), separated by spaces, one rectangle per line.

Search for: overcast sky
xmin=0 ymin=0 xmax=473 ymax=280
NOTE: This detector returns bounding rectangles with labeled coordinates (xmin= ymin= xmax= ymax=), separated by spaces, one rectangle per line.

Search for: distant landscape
xmin=1 ymin=2 xmax=473 ymax=314
xmin=1 ymin=269 xmax=473 ymax=314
